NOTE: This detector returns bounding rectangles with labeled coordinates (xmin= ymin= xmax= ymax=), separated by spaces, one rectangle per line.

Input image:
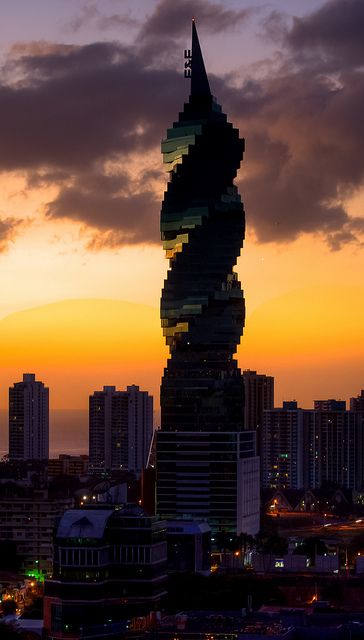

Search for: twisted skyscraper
xmin=157 ymin=22 xmax=259 ymax=535
xmin=160 ymin=21 xmax=245 ymax=432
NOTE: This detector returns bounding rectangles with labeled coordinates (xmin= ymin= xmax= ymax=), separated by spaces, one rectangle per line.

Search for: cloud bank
xmin=0 ymin=0 xmax=363 ymax=250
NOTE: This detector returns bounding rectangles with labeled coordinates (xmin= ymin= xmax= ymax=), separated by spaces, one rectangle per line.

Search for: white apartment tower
xmin=9 ymin=373 xmax=49 ymax=460
xmin=89 ymin=384 xmax=153 ymax=476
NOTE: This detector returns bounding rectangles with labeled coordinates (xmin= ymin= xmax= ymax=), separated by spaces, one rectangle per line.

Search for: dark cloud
xmin=66 ymin=2 xmax=139 ymax=34
xmin=259 ymin=10 xmax=289 ymax=44
xmin=140 ymin=0 xmax=252 ymax=39
xmin=327 ymin=228 xmax=363 ymax=251
xmin=45 ymin=169 xmax=160 ymax=246
xmin=0 ymin=35 xmax=184 ymax=247
xmin=228 ymin=64 xmax=364 ymax=245
xmin=0 ymin=41 xmax=184 ymax=172
xmin=0 ymin=0 xmax=363 ymax=250
xmin=0 ymin=218 xmax=22 ymax=252
xmin=136 ymin=0 xmax=254 ymax=70
xmin=221 ymin=0 xmax=364 ymax=247
xmin=27 ymin=169 xmax=70 ymax=189
xmin=287 ymin=0 xmax=364 ymax=68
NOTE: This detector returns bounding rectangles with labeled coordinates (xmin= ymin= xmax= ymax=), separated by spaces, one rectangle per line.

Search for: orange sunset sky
xmin=0 ymin=0 xmax=363 ymax=452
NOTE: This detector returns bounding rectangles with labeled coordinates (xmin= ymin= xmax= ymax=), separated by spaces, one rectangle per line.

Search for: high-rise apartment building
xmin=9 ymin=373 xmax=49 ymax=461
xmin=350 ymin=390 xmax=364 ymax=412
xmin=351 ymin=391 xmax=364 ymax=490
xmin=262 ymin=398 xmax=362 ymax=490
xmin=307 ymin=403 xmax=357 ymax=488
xmin=243 ymin=370 xmax=274 ymax=434
xmin=261 ymin=401 xmax=305 ymax=489
xmin=89 ymin=384 xmax=153 ymax=476
xmin=156 ymin=22 xmax=259 ymax=536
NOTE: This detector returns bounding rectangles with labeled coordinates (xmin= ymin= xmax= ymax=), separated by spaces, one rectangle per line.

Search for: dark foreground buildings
xmin=156 ymin=22 xmax=259 ymax=536
xmin=43 ymin=506 xmax=167 ymax=638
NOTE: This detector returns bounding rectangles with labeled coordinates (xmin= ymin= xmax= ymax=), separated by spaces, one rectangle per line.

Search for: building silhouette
xmin=262 ymin=398 xmax=363 ymax=490
xmin=0 ymin=483 xmax=73 ymax=578
xmin=44 ymin=506 xmax=167 ymax=637
xmin=9 ymin=373 xmax=49 ymax=461
xmin=160 ymin=22 xmax=245 ymax=431
xmin=156 ymin=22 xmax=259 ymax=536
xmin=314 ymin=399 xmax=346 ymax=412
xmin=350 ymin=390 xmax=364 ymax=412
xmin=243 ymin=369 xmax=274 ymax=435
xmin=47 ymin=454 xmax=89 ymax=477
xmin=261 ymin=401 xmax=305 ymax=489
xmin=307 ymin=399 xmax=357 ymax=489
xmin=351 ymin=391 xmax=364 ymax=490
xmin=89 ymin=384 xmax=153 ymax=476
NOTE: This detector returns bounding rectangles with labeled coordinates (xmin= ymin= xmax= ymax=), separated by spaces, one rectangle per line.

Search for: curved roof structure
xmin=56 ymin=509 xmax=114 ymax=539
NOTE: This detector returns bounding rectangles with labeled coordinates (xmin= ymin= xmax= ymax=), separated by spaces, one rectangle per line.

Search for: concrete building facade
xmin=262 ymin=399 xmax=363 ymax=490
xmin=0 ymin=484 xmax=73 ymax=577
xmin=89 ymin=384 xmax=153 ymax=476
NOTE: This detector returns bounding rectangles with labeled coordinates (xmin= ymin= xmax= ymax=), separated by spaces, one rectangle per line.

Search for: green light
xmin=25 ymin=569 xmax=44 ymax=583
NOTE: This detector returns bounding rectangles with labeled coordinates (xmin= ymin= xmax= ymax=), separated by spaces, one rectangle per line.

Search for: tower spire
xmin=191 ymin=19 xmax=211 ymax=97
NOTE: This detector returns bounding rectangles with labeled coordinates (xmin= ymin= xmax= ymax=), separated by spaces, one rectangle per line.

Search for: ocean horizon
xmin=0 ymin=408 xmax=88 ymax=458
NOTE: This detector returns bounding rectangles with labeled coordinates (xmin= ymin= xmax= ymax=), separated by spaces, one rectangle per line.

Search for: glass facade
xmin=156 ymin=23 xmax=261 ymax=538
xmin=156 ymin=430 xmax=256 ymax=533
xmin=160 ymin=22 xmax=245 ymax=432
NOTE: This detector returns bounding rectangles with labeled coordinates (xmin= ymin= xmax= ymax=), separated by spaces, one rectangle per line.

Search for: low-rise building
xmin=0 ymin=483 xmax=73 ymax=578
xmin=47 ymin=455 xmax=89 ymax=477
xmin=43 ymin=505 xmax=167 ymax=638
xmin=166 ymin=520 xmax=211 ymax=573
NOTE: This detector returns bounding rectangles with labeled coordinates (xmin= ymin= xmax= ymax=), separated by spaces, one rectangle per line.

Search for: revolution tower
xmin=156 ymin=23 xmax=260 ymax=536
xmin=160 ymin=21 xmax=245 ymax=432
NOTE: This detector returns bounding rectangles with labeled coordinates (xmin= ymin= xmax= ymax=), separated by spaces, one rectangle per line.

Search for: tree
xmin=294 ymin=536 xmax=327 ymax=562
xmin=0 ymin=540 xmax=20 ymax=571
xmin=256 ymin=533 xmax=288 ymax=556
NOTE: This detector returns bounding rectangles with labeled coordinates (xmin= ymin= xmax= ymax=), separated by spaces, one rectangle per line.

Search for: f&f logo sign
xmin=184 ymin=50 xmax=192 ymax=78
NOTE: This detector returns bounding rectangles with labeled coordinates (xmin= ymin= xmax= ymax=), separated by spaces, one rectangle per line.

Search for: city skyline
xmin=0 ymin=0 xmax=363 ymax=429
xmin=1 ymin=374 xmax=363 ymax=458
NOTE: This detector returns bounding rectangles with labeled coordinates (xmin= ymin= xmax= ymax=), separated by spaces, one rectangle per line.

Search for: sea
xmin=0 ymin=409 xmax=88 ymax=458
